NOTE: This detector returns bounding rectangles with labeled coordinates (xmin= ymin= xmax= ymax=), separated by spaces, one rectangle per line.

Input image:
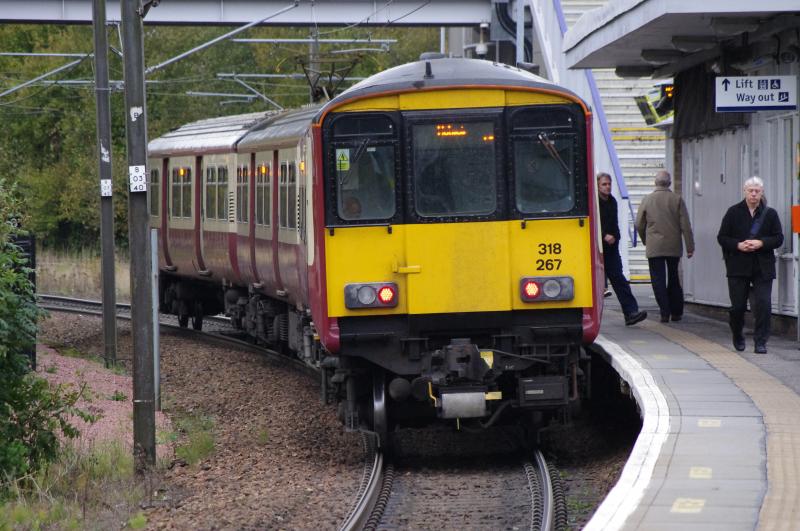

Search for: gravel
xmin=38 ymin=311 xmax=634 ymax=530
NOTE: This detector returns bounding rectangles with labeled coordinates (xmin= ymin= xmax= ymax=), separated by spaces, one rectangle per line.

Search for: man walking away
xmin=597 ymin=172 xmax=646 ymax=326
xmin=717 ymin=176 xmax=783 ymax=354
xmin=636 ymin=170 xmax=695 ymax=323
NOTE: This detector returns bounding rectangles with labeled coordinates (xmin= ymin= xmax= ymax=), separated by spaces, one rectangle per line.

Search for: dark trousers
xmin=648 ymin=256 xmax=683 ymax=319
xmin=728 ymin=275 xmax=773 ymax=346
xmin=604 ymin=243 xmax=639 ymax=316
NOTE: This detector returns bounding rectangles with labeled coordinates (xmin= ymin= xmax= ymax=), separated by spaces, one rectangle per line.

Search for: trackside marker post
xmin=121 ymin=0 xmax=156 ymax=474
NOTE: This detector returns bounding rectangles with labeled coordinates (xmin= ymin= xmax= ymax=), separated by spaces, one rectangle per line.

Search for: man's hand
xmin=738 ymin=239 xmax=764 ymax=252
xmin=687 ymin=251 xmax=694 ymax=258
xmin=603 ymin=234 xmax=616 ymax=245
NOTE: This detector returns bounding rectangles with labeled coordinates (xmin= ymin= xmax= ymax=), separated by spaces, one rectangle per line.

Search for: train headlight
xmin=520 ymin=276 xmax=574 ymax=302
xmin=345 ymin=282 xmax=399 ymax=309
xmin=357 ymin=286 xmax=377 ymax=305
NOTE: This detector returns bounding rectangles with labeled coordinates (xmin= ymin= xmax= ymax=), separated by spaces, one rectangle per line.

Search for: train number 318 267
xmin=536 ymin=242 xmax=563 ymax=271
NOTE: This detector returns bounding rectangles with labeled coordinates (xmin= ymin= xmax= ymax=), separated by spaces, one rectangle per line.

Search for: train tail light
xmin=520 ymin=276 xmax=574 ymax=302
xmin=345 ymin=282 xmax=399 ymax=309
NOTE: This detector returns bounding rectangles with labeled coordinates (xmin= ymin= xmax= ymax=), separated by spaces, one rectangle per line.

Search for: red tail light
xmin=378 ymin=285 xmax=396 ymax=304
xmin=522 ymin=280 xmax=541 ymax=300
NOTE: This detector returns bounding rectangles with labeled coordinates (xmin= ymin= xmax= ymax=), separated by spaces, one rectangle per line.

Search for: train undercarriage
xmin=159 ymin=275 xmax=590 ymax=448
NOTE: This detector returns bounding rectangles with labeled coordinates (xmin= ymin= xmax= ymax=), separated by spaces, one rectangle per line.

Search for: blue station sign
xmin=715 ymin=76 xmax=797 ymax=112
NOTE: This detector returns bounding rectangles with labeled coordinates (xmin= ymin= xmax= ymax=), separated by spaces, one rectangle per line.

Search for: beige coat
xmin=636 ymin=185 xmax=695 ymax=258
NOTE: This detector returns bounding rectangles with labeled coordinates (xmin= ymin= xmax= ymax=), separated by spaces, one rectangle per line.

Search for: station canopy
xmin=564 ymin=0 xmax=800 ymax=77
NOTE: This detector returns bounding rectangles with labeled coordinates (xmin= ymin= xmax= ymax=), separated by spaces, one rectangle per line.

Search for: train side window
xmin=288 ymin=162 xmax=297 ymax=229
xmin=218 ymin=167 xmax=228 ymax=221
xmin=236 ymin=165 xmax=249 ymax=223
xmin=181 ymin=167 xmax=192 ymax=218
xmin=256 ymin=163 xmax=270 ymax=226
xmin=327 ymin=113 xmax=398 ymax=223
xmin=171 ymin=167 xmax=191 ymax=219
xmin=205 ymin=166 xmax=217 ymax=220
xmin=279 ymin=162 xmax=288 ymax=228
xmin=149 ymin=168 xmax=159 ymax=216
xmin=171 ymin=168 xmax=180 ymax=217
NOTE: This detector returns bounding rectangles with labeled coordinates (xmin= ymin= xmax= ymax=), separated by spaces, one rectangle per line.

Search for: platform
xmin=588 ymin=284 xmax=800 ymax=530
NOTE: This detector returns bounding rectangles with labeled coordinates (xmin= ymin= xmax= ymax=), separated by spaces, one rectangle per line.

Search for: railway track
xmin=341 ymin=430 xmax=567 ymax=531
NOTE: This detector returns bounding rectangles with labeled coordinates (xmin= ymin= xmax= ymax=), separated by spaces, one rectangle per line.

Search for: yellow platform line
xmin=644 ymin=320 xmax=800 ymax=528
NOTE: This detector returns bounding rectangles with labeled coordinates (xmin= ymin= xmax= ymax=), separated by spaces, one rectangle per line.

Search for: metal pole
xmin=121 ymin=0 xmax=156 ymax=473
xmin=93 ymin=0 xmax=117 ymax=368
xmin=309 ymin=28 xmax=319 ymax=103
xmin=151 ymin=228 xmax=160 ymax=412
xmin=515 ymin=0 xmax=525 ymax=65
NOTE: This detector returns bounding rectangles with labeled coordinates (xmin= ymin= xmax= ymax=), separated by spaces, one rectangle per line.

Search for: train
xmin=148 ymin=57 xmax=604 ymax=446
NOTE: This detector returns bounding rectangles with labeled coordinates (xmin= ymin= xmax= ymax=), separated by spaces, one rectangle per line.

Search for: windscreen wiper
xmin=537 ymin=132 xmax=572 ymax=177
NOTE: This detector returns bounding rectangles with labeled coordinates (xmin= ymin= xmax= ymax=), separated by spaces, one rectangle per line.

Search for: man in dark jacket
xmin=717 ymin=176 xmax=783 ymax=354
xmin=598 ymin=173 xmax=647 ymax=326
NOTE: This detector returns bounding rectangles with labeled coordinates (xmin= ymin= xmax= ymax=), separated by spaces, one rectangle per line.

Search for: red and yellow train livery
xmin=148 ymin=57 xmax=604 ymax=445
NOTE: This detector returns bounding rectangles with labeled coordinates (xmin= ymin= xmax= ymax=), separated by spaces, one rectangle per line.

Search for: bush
xmin=0 ymin=179 xmax=92 ymax=486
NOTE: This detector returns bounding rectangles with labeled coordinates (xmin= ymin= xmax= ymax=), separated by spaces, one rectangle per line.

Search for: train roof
xmin=148 ymin=111 xmax=278 ymax=157
xmin=319 ymin=58 xmax=586 ymax=118
xmin=237 ymin=106 xmax=321 ymax=151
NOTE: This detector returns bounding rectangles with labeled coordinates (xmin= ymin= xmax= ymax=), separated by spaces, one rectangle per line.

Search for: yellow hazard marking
xmin=336 ymin=149 xmax=350 ymax=171
xmin=698 ymin=418 xmax=722 ymax=428
xmin=670 ymin=498 xmax=706 ymax=514
xmin=485 ymin=391 xmax=502 ymax=401
xmin=689 ymin=467 xmax=713 ymax=479
xmin=480 ymin=350 xmax=494 ymax=368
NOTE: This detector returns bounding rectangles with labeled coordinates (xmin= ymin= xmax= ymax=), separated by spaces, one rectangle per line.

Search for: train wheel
xmin=191 ymin=302 xmax=203 ymax=331
xmin=178 ymin=314 xmax=189 ymax=328
xmin=373 ymin=370 xmax=390 ymax=450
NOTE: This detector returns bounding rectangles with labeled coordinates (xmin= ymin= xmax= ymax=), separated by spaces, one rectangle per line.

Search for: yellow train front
xmin=313 ymin=58 xmax=604 ymax=443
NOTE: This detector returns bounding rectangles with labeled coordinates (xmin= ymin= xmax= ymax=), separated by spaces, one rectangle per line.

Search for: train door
xmin=194 ymin=155 xmax=208 ymax=274
xmin=402 ymin=111 xmax=512 ymax=315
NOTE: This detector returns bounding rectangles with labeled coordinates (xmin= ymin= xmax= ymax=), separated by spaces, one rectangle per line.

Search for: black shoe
xmin=625 ymin=311 xmax=647 ymax=326
xmin=660 ymin=315 xmax=669 ymax=323
xmin=754 ymin=344 xmax=767 ymax=354
xmin=671 ymin=315 xmax=682 ymax=322
xmin=733 ymin=336 xmax=745 ymax=352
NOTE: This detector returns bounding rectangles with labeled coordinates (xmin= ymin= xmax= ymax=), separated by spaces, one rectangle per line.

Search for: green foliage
xmin=111 ymin=390 xmax=127 ymax=402
xmin=127 ymin=512 xmax=148 ymax=529
xmin=0 ymin=23 xmax=438 ymax=248
xmin=0 ymin=180 xmax=95 ymax=486
xmin=174 ymin=414 xmax=215 ymax=466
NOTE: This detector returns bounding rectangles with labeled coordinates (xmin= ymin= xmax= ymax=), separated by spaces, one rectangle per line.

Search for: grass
xmin=36 ymin=246 xmax=131 ymax=303
xmin=0 ymin=440 xmax=145 ymax=531
xmin=174 ymin=414 xmax=216 ymax=466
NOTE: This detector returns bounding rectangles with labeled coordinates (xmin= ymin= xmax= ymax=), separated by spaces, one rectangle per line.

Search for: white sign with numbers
xmin=128 ymin=165 xmax=147 ymax=192
xmin=100 ymin=179 xmax=113 ymax=197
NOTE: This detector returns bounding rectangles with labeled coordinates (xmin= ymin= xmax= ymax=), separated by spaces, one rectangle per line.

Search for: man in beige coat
xmin=636 ymin=170 xmax=695 ymax=322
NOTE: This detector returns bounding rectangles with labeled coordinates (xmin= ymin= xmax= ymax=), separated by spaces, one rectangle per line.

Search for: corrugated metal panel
xmin=148 ymin=111 xmax=277 ymax=156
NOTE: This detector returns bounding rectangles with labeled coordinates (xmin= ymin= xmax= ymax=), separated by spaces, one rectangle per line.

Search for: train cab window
xmin=510 ymin=106 xmax=583 ymax=216
xmin=149 ymin=168 xmax=160 ymax=216
xmin=236 ymin=165 xmax=249 ymax=223
xmin=205 ymin=166 xmax=217 ymax=220
xmin=170 ymin=166 xmax=192 ymax=218
xmin=411 ymin=120 xmax=497 ymax=217
xmin=328 ymin=114 xmax=398 ymax=222
xmin=256 ymin=163 xmax=270 ymax=226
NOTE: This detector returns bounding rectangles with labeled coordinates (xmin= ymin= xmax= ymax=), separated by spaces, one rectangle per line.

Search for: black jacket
xmin=717 ymin=200 xmax=783 ymax=279
xmin=598 ymin=194 xmax=620 ymax=248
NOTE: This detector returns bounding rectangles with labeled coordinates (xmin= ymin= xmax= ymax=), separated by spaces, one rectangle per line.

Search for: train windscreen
xmin=411 ymin=120 xmax=497 ymax=217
